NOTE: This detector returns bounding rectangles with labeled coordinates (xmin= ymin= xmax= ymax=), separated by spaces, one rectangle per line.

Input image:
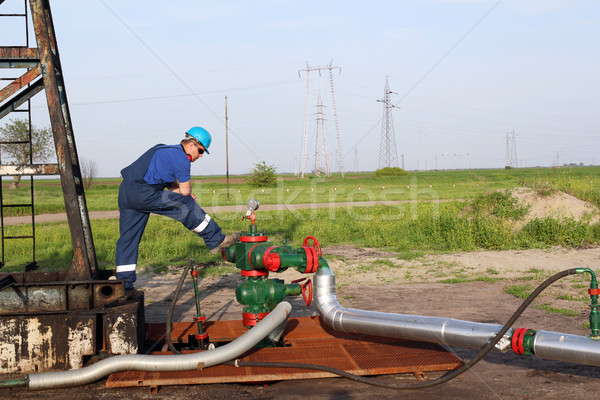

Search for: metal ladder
xmin=0 ymin=0 xmax=97 ymax=280
xmin=0 ymin=0 xmax=37 ymax=270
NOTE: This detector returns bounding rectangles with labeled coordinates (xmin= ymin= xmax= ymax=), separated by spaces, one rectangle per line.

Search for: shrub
xmin=246 ymin=161 xmax=277 ymax=187
xmin=374 ymin=167 xmax=408 ymax=177
xmin=469 ymin=191 xmax=529 ymax=220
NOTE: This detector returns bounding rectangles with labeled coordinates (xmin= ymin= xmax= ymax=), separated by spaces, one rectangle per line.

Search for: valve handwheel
xmin=303 ymin=235 xmax=322 ymax=257
xmin=301 ymin=279 xmax=313 ymax=307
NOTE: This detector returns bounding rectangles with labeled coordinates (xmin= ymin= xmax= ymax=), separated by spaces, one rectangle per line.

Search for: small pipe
xmin=190 ymin=264 xmax=208 ymax=346
xmin=577 ymin=267 xmax=600 ymax=338
xmin=0 ymin=378 xmax=28 ymax=389
xmin=25 ymin=301 xmax=292 ymax=390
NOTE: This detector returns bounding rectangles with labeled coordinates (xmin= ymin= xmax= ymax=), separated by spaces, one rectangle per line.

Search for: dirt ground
xmin=3 ymin=187 xmax=600 ymax=399
xmin=3 ymin=245 xmax=600 ymax=400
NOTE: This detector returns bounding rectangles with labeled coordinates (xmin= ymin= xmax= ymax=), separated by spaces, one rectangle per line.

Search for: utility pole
xmin=505 ymin=130 xmax=518 ymax=168
xmin=299 ymin=61 xmax=344 ymax=177
xmin=377 ymin=76 xmax=399 ymax=169
xmin=225 ymin=96 xmax=230 ymax=201
xmin=505 ymin=133 xmax=510 ymax=168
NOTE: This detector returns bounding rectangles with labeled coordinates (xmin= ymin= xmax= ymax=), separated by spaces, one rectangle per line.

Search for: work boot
xmin=210 ymin=232 xmax=240 ymax=255
xmin=124 ymin=288 xmax=145 ymax=300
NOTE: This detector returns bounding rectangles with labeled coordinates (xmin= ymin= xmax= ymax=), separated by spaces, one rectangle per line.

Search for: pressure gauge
xmin=247 ymin=198 xmax=260 ymax=212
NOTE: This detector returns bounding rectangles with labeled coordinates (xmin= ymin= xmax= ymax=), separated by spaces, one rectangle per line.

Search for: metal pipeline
xmin=314 ymin=264 xmax=600 ymax=367
xmin=24 ymin=301 xmax=292 ymax=390
xmin=533 ymin=330 xmax=600 ymax=366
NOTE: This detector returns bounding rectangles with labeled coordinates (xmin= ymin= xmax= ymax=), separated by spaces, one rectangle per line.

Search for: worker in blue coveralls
xmin=115 ymin=127 xmax=239 ymax=295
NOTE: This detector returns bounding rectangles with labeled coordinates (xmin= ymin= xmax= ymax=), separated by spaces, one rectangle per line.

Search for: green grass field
xmin=1 ymin=166 xmax=599 ymax=272
xmin=2 ymin=166 xmax=599 ymax=215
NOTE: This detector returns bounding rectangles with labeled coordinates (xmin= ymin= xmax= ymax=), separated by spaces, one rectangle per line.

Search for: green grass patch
xmin=369 ymin=259 xmax=397 ymax=268
xmin=556 ymin=294 xmax=588 ymax=302
xmin=438 ymin=276 xmax=502 ymax=284
xmin=469 ymin=190 xmax=530 ymax=220
xmin=396 ymin=251 xmax=425 ymax=261
xmin=505 ymin=285 xmax=533 ymax=299
xmin=535 ymin=303 xmax=579 ymax=317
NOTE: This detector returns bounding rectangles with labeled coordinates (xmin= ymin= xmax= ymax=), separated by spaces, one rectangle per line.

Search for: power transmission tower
xmin=313 ymin=93 xmax=330 ymax=176
xmin=505 ymin=130 xmax=518 ymax=168
xmin=377 ymin=76 xmax=399 ymax=169
xmin=299 ymin=61 xmax=344 ymax=177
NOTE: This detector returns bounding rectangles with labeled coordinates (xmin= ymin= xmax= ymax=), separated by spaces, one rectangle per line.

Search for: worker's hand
xmin=191 ymin=193 xmax=197 ymax=201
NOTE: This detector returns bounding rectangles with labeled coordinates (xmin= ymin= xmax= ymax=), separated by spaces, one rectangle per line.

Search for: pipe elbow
xmin=314 ymin=266 xmax=345 ymax=329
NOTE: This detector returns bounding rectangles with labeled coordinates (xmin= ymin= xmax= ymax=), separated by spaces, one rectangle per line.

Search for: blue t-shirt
xmin=143 ymin=145 xmax=191 ymax=185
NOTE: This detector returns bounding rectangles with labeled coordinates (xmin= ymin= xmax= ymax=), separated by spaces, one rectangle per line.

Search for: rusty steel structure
xmin=0 ymin=0 xmax=96 ymax=276
xmin=0 ymin=0 xmax=144 ymax=374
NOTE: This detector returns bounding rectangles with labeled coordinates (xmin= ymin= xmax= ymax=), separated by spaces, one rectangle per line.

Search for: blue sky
xmin=2 ymin=0 xmax=599 ymax=177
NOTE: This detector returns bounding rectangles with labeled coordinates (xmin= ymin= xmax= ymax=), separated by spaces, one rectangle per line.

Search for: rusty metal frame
xmin=28 ymin=0 xmax=97 ymax=279
xmin=0 ymin=1 xmax=145 ymax=375
xmin=0 ymin=0 xmax=97 ymax=277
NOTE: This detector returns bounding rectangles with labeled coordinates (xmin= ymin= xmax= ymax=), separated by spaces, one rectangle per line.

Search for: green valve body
xmin=236 ymin=277 xmax=301 ymax=314
xmin=222 ymin=214 xmax=319 ymax=328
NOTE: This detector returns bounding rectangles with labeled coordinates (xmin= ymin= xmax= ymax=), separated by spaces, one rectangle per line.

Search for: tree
xmin=81 ymin=158 xmax=98 ymax=190
xmin=246 ymin=161 xmax=277 ymax=187
xmin=0 ymin=119 xmax=53 ymax=188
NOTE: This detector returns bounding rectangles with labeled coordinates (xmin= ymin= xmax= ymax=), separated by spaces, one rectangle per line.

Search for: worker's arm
xmin=170 ymin=181 xmax=196 ymax=200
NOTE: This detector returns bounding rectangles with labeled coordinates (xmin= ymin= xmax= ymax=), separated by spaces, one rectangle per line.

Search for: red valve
xmin=244 ymin=212 xmax=256 ymax=225
xmin=301 ymin=279 xmax=313 ymax=307
xmin=263 ymin=247 xmax=281 ymax=271
xmin=303 ymin=236 xmax=322 ymax=257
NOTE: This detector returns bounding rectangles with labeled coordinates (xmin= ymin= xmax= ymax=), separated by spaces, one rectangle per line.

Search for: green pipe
xmin=318 ymin=258 xmax=330 ymax=269
xmin=0 ymin=378 xmax=28 ymax=389
xmin=576 ymin=268 xmax=599 ymax=338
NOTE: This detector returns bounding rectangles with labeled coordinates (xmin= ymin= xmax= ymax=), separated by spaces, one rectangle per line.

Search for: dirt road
xmin=1 ymin=199 xmax=456 ymax=226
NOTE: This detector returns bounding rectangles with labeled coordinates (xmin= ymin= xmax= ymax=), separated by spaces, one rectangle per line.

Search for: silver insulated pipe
xmin=27 ymin=301 xmax=292 ymax=390
xmin=314 ymin=266 xmax=600 ymax=367
xmin=314 ymin=266 xmax=513 ymax=352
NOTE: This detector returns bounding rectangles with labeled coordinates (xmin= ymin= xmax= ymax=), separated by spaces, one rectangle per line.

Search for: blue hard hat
xmin=186 ymin=126 xmax=212 ymax=154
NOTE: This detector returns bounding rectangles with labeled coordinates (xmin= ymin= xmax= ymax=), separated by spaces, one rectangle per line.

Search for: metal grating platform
xmin=107 ymin=316 xmax=462 ymax=388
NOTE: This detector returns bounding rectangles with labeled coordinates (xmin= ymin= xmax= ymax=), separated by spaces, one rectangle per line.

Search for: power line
xmin=343 ymin=0 xmax=504 ymax=159
xmin=99 ymin=0 xmax=261 ymax=160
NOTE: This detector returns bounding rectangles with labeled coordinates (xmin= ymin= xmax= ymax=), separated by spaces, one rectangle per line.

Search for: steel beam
xmin=28 ymin=0 xmax=97 ymax=279
xmin=0 ymin=65 xmax=41 ymax=102
xmin=0 ymin=77 xmax=44 ymax=119
xmin=0 ymin=163 xmax=59 ymax=176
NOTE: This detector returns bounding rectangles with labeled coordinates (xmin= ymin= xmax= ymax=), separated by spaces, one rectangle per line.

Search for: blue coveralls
xmin=115 ymin=144 xmax=225 ymax=289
